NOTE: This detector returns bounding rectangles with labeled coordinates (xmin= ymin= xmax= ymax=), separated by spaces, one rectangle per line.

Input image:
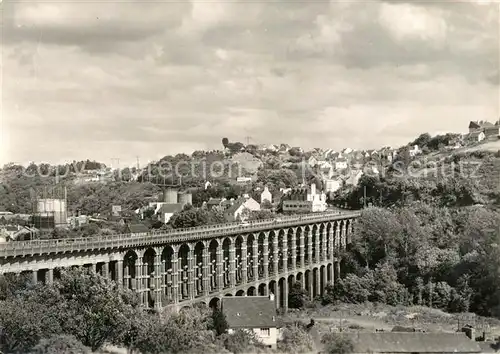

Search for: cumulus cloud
xmin=378 ymin=3 xmax=448 ymax=43
xmin=1 ymin=0 xmax=498 ymax=165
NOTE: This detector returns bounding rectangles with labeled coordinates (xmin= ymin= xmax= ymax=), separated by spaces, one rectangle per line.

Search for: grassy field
xmin=283 ymin=303 xmax=500 ymax=339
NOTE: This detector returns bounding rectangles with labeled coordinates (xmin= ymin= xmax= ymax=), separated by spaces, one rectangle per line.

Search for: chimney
xmin=462 ymin=326 xmax=475 ymax=341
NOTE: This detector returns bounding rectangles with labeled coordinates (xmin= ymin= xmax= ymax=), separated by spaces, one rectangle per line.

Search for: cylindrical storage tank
xmin=178 ymin=192 xmax=192 ymax=207
xmin=164 ymin=188 xmax=178 ymax=204
xmin=37 ymin=199 xmax=67 ymax=225
xmin=54 ymin=200 xmax=68 ymax=225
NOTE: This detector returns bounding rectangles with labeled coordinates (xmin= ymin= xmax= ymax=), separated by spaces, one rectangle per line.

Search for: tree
xmin=321 ymin=333 xmax=354 ymax=354
xmin=211 ymin=308 xmax=229 ymax=336
xmin=288 ymin=282 xmax=309 ymax=308
xmin=31 ymin=335 xmax=90 ymax=354
xmin=222 ymin=329 xmax=260 ymax=354
xmin=278 ymin=325 xmax=314 ymax=354
xmin=260 ymin=199 xmax=273 ymax=210
xmin=222 ymin=138 xmax=229 ymax=148
xmin=53 ymin=268 xmax=140 ymax=352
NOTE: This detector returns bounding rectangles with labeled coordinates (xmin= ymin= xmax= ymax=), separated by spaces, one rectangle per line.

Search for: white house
xmin=409 ymin=145 xmax=422 ymax=157
xmin=307 ymin=183 xmax=328 ymax=212
xmin=260 ymin=186 xmax=272 ymax=204
xmin=467 ymin=131 xmax=486 ymax=143
xmin=236 ymin=176 xmax=253 ymax=183
xmin=224 ymin=196 xmax=261 ymax=222
xmin=334 ymin=158 xmax=348 ymax=170
xmin=158 ymin=203 xmax=184 ymax=224
xmin=222 ymin=296 xmax=278 ymax=350
xmin=324 ymin=178 xmax=342 ymax=193
xmin=345 ymin=170 xmax=364 ymax=186
xmin=308 ymin=156 xmax=318 ymax=167
xmin=282 ymin=183 xmax=327 ymax=213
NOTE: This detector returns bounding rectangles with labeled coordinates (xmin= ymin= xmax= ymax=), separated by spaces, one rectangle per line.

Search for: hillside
xmin=285 ymin=303 xmax=500 ymax=340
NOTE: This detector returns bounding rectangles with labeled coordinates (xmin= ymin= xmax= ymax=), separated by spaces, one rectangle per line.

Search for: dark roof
xmin=207 ymin=198 xmax=222 ymax=205
xmin=222 ymin=296 xmax=276 ymax=328
xmin=469 ymin=131 xmax=484 ymax=137
xmin=469 ymin=121 xmax=481 ymax=129
xmin=158 ymin=203 xmax=183 ymax=214
xmin=127 ymin=223 xmax=149 ymax=233
xmin=224 ymin=198 xmax=246 ymax=215
xmin=344 ymin=332 xmax=481 ymax=353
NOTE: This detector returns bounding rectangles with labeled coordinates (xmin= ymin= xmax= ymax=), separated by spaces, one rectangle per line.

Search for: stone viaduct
xmin=0 ymin=211 xmax=360 ymax=312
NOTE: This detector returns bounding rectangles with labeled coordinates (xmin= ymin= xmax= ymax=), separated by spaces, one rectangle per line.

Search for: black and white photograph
xmin=0 ymin=0 xmax=499 ymax=353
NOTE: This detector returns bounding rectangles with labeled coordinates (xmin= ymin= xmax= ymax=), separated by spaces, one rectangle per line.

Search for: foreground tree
xmin=278 ymin=325 xmax=314 ymax=353
xmin=30 ymin=335 xmax=90 ymax=354
xmin=288 ymin=282 xmax=309 ymax=308
xmin=54 ymin=268 xmax=140 ymax=352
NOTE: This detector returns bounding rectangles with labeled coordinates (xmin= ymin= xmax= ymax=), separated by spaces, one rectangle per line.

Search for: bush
xmin=321 ymin=333 xmax=355 ymax=354
xmin=223 ymin=329 xmax=261 ymax=354
xmin=31 ymin=335 xmax=89 ymax=354
xmin=278 ymin=325 xmax=314 ymax=354
xmin=289 ymin=282 xmax=309 ymax=309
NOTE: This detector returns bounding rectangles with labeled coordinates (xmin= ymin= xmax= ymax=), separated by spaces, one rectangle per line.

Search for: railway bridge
xmin=0 ymin=211 xmax=360 ymax=312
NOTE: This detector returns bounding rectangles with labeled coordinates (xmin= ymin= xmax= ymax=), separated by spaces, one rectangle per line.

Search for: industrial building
xmin=154 ymin=188 xmax=192 ymax=224
xmin=30 ymin=186 xmax=68 ymax=230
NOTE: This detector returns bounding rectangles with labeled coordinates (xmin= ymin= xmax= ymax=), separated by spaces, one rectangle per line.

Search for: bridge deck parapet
xmin=0 ymin=211 xmax=360 ymax=258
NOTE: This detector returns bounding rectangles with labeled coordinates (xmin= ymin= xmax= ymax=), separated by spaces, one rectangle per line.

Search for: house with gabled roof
xmin=125 ymin=223 xmax=149 ymax=234
xmin=158 ymin=203 xmax=183 ymax=224
xmin=469 ymin=120 xmax=500 ymax=139
xmin=223 ymin=196 xmax=260 ymax=222
xmin=222 ymin=296 xmax=279 ymax=349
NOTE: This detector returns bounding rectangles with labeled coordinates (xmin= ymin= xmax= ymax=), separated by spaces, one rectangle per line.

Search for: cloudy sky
xmin=1 ymin=0 xmax=498 ymax=166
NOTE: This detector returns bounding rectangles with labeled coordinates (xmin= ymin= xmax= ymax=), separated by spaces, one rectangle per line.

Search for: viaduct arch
xmin=0 ymin=212 xmax=359 ymax=312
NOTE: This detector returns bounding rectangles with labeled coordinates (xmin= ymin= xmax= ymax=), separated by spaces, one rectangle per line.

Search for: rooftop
xmin=158 ymin=203 xmax=183 ymax=214
xmin=343 ymin=332 xmax=481 ymax=353
xmin=222 ymin=296 xmax=277 ymax=329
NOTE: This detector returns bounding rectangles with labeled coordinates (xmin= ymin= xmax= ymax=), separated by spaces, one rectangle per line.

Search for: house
xmin=467 ymin=131 xmax=486 ymax=143
xmin=282 ymin=183 xmax=327 ymax=213
xmin=344 ymin=170 xmax=363 ymax=186
xmin=158 ymin=203 xmax=184 ymax=224
xmin=334 ymin=158 xmax=348 ymax=170
xmin=323 ymin=149 xmax=335 ymax=159
xmin=308 ymin=156 xmax=318 ymax=167
xmin=279 ymin=143 xmax=291 ymax=153
xmin=224 ymin=196 xmax=261 ymax=222
xmin=469 ymin=120 xmax=500 ymax=139
xmin=260 ymin=186 xmax=272 ymax=204
xmin=236 ymin=176 xmax=253 ymax=184
xmin=125 ymin=223 xmax=149 ymax=234
xmin=324 ymin=178 xmax=342 ymax=193
xmin=266 ymin=144 xmax=279 ymax=152
xmin=325 ymin=332 xmax=481 ymax=354
xmin=409 ymin=145 xmax=422 ymax=157
xmin=221 ymin=296 xmax=278 ymax=350
xmin=206 ymin=198 xmax=224 ymax=210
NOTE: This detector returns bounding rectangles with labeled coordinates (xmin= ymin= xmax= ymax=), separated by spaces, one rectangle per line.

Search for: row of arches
xmin=122 ymin=221 xmax=353 ymax=308
xmin=9 ymin=219 xmax=354 ymax=311
xmin=192 ymin=264 xmax=340 ymax=312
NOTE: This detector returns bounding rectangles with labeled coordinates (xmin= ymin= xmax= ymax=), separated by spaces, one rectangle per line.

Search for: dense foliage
xmin=0 ymin=269 xmax=315 ymax=354
xmin=322 ymin=205 xmax=500 ymax=319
